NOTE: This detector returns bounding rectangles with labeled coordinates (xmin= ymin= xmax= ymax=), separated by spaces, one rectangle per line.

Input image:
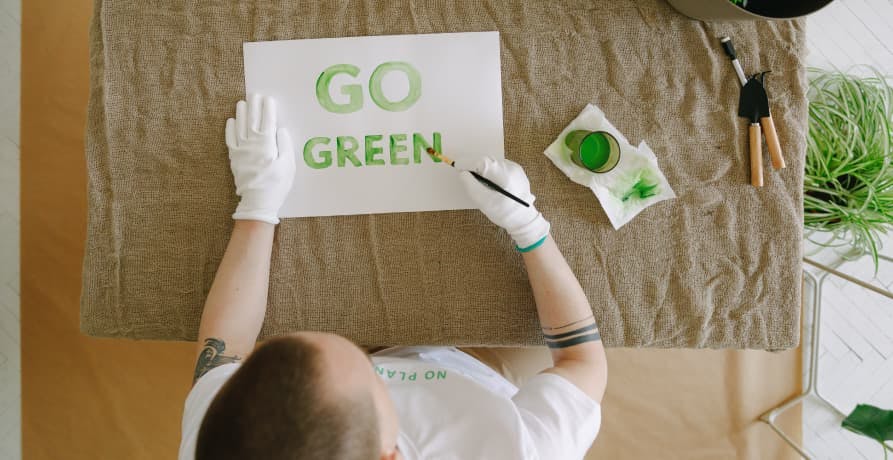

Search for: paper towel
xmin=544 ymin=104 xmax=676 ymax=229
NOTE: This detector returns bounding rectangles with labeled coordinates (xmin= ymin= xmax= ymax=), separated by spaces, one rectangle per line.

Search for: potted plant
xmin=666 ymin=0 xmax=835 ymax=21
xmin=804 ymin=68 xmax=893 ymax=269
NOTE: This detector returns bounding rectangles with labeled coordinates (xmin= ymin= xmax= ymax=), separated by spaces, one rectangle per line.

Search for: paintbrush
xmin=720 ymin=37 xmax=748 ymax=86
xmin=425 ymin=147 xmax=531 ymax=207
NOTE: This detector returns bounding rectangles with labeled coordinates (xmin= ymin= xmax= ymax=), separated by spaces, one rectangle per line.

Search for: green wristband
xmin=515 ymin=235 xmax=548 ymax=253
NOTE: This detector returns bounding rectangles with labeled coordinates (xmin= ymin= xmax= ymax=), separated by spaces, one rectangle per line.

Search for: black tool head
xmin=752 ymin=72 xmax=771 ymax=117
xmin=738 ymin=72 xmax=770 ymax=122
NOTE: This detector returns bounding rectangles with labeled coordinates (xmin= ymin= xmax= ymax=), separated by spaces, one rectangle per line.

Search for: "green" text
xmin=303 ymin=132 xmax=442 ymax=169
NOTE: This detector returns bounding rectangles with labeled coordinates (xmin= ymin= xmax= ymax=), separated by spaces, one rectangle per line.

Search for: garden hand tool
xmin=739 ymin=76 xmax=765 ymax=187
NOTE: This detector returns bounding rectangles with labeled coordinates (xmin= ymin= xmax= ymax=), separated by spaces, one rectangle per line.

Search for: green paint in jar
xmin=564 ymin=130 xmax=621 ymax=173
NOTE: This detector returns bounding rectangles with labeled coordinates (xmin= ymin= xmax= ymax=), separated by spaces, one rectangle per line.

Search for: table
xmin=81 ymin=0 xmax=806 ymax=349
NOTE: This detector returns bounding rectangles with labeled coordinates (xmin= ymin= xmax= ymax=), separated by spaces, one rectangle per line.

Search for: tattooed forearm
xmin=193 ymin=338 xmax=242 ymax=383
xmin=542 ymin=316 xmax=601 ymax=349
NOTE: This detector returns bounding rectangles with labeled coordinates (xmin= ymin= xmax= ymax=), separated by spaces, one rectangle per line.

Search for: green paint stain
xmin=622 ymin=180 xmax=659 ymax=202
xmin=413 ymin=132 xmax=442 ymax=163
xmin=389 ymin=134 xmax=409 ymax=165
xmin=316 ymin=64 xmax=363 ymax=114
xmin=369 ymin=61 xmax=422 ymax=112
xmin=336 ymin=136 xmax=362 ymax=167
xmin=365 ymin=134 xmax=385 ymax=166
xmin=303 ymin=137 xmax=332 ymax=169
xmin=618 ymin=169 xmax=661 ymax=202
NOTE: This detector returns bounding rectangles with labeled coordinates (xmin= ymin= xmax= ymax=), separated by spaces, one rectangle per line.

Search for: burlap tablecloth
xmin=82 ymin=0 xmax=805 ymax=348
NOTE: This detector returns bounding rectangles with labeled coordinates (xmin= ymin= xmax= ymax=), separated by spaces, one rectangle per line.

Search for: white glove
xmin=225 ymin=94 xmax=296 ymax=225
xmin=457 ymin=157 xmax=551 ymax=251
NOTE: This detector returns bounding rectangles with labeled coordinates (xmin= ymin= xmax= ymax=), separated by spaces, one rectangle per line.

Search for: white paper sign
xmin=243 ymin=32 xmax=504 ymax=218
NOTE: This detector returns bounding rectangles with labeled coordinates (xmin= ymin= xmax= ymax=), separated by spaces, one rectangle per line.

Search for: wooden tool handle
xmin=750 ymin=123 xmax=764 ymax=187
xmin=760 ymin=116 xmax=785 ymax=170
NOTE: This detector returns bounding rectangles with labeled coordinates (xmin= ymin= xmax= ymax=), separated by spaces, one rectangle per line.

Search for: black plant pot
xmin=667 ymin=0 xmax=835 ymax=20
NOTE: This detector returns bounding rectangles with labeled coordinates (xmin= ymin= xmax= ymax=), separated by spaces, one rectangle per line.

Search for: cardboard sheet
xmin=244 ymin=32 xmax=505 ymax=217
xmin=467 ymin=347 xmax=804 ymax=460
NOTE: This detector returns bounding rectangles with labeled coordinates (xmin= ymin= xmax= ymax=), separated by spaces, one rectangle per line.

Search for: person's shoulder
xmin=524 ymin=372 xmax=601 ymax=400
xmin=512 ymin=373 xmax=602 ymax=460
xmin=179 ymin=363 xmax=242 ymax=460
xmin=186 ymin=363 xmax=241 ymax=407
xmin=514 ymin=372 xmax=601 ymax=417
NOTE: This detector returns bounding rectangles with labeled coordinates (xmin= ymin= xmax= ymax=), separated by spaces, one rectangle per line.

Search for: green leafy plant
xmin=842 ymin=404 xmax=893 ymax=459
xmin=804 ymin=68 xmax=893 ymax=269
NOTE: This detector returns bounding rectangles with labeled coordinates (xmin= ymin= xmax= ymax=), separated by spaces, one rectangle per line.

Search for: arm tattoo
xmin=193 ymin=338 xmax=242 ymax=383
xmin=541 ymin=314 xmax=594 ymax=331
xmin=542 ymin=317 xmax=601 ymax=349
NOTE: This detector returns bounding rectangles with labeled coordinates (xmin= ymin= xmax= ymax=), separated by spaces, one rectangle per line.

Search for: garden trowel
xmin=739 ymin=72 xmax=786 ymax=187
xmin=739 ymin=76 xmax=765 ymax=187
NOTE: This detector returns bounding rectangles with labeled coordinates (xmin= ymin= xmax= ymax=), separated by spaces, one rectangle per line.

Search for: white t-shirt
xmin=179 ymin=347 xmax=601 ymax=460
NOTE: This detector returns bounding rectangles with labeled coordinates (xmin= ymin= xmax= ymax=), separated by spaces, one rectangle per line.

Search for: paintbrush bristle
xmin=425 ymin=147 xmax=455 ymax=167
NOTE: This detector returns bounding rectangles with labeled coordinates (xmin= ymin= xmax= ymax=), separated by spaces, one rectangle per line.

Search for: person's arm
xmin=521 ymin=236 xmax=607 ymax=401
xmin=192 ymin=94 xmax=296 ymax=383
xmin=457 ymin=157 xmax=607 ymax=401
xmin=193 ymin=221 xmax=275 ymax=382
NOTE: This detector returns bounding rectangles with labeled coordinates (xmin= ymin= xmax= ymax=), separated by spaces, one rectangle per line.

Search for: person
xmin=178 ymin=95 xmax=608 ymax=460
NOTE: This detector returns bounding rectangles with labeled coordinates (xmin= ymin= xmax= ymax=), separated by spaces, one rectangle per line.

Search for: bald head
xmin=290 ymin=332 xmax=402 ymax=456
xmin=195 ymin=333 xmax=382 ymax=460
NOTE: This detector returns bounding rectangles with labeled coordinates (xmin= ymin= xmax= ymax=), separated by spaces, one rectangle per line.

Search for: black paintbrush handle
xmin=720 ymin=36 xmax=748 ymax=86
xmin=469 ymin=171 xmax=531 ymax=207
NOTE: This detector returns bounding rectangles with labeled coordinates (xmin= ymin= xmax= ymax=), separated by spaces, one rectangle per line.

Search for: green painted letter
xmin=316 ymin=64 xmax=363 ymax=114
xmin=369 ymin=62 xmax=422 ymax=112
xmin=303 ymin=137 xmax=332 ymax=169
xmin=365 ymin=135 xmax=385 ymax=166
xmin=336 ymin=136 xmax=362 ymax=167
xmin=413 ymin=132 xmax=443 ymax=163
xmin=389 ymin=134 xmax=409 ymax=165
